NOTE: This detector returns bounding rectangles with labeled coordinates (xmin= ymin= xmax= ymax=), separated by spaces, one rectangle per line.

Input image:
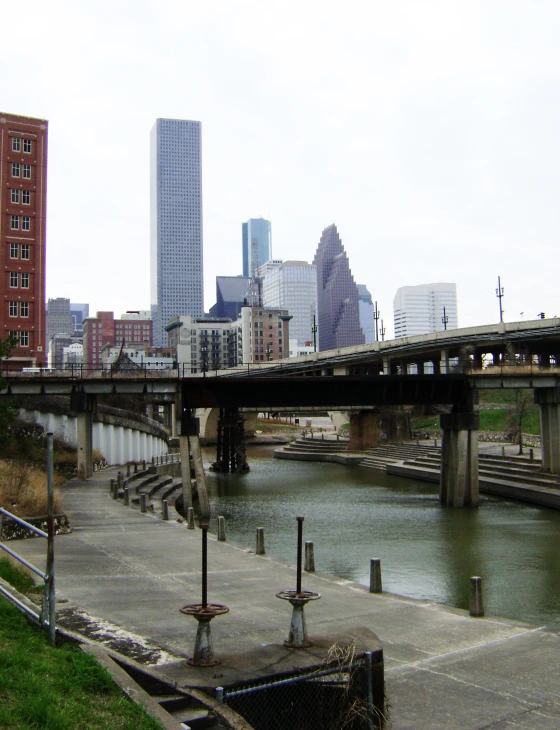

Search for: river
xmin=202 ymin=445 xmax=560 ymax=630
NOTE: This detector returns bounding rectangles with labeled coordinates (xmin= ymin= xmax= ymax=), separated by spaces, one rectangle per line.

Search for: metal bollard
xmin=126 ymin=463 xmax=131 ymax=477
xmin=143 ymin=459 xmax=146 ymax=470
xmin=151 ymin=456 xmax=155 ymax=467
xmin=529 ymin=448 xmax=534 ymax=461
xmin=140 ymin=494 xmax=147 ymax=513
xmin=134 ymin=462 xmax=138 ymax=474
xmin=162 ymin=499 xmax=169 ymax=521
xmin=369 ymin=558 xmax=382 ymax=593
xmin=256 ymin=527 xmax=265 ymax=555
xmin=117 ymin=471 xmax=123 ymax=489
xmin=434 ymin=438 xmax=437 ymax=447
xmin=109 ymin=478 xmax=115 ymax=494
xmin=187 ymin=507 xmax=195 ymax=529
xmin=501 ymin=445 xmax=506 ymax=457
xmin=304 ymin=541 xmax=315 ymax=572
xmin=123 ymin=487 xmax=129 ymax=506
xmin=469 ymin=576 xmax=484 ymax=617
xmin=112 ymin=481 xmax=118 ymax=500
xmin=217 ymin=516 xmax=226 ymax=541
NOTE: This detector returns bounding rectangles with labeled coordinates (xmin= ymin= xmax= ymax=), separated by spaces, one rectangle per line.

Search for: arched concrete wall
xmin=19 ymin=409 xmax=168 ymax=466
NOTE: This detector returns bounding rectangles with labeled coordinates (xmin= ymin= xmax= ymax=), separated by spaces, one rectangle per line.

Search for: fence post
xmin=46 ymin=433 xmax=56 ymax=646
xmin=369 ymin=558 xmax=382 ymax=593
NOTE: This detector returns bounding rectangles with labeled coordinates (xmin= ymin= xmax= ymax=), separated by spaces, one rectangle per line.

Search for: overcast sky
xmin=2 ymin=1 xmax=559 ymax=337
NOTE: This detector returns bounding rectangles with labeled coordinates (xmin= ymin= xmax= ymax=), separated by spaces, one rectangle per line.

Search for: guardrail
xmin=0 ymin=433 xmax=56 ymax=645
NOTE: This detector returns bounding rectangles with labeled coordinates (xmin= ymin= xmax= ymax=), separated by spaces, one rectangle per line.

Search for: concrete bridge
xmin=3 ymin=367 xmax=560 ymax=509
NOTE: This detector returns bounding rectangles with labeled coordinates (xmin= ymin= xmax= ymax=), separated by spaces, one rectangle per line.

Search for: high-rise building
xmin=393 ymin=283 xmax=458 ymax=338
xmin=208 ymin=276 xmax=250 ymax=320
xmin=1 ymin=113 xmax=48 ymax=366
xmin=313 ymin=224 xmax=364 ymax=352
xmin=259 ymin=260 xmax=317 ymax=347
xmin=242 ymin=218 xmax=272 ymax=278
xmin=239 ymin=305 xmax=291 ymax=363
xmin=150 ymin=118 xmax=203 ymax=347
xmin=70 ymin=303 xmax=89 ymax=335
xmin=46 ymin=298 xmax=73 ymax=347
xmin=357 ymin=285 xmax=375 ymax=344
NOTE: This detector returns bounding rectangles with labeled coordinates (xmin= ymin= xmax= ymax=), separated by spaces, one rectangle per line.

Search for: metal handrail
xmin=0 ymin=433 xmax=56 ymax=645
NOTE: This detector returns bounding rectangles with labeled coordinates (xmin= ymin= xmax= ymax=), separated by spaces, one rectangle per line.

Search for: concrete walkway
xmin=11 ymin=467 xmax=560 ymax=729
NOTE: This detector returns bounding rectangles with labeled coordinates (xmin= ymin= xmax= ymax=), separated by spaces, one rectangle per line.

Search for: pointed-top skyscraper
xmin=313 ymin=224 xmax=365 ymax=352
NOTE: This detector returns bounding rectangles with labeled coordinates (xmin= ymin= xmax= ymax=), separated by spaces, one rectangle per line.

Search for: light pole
xmin=312 ymin=314 xmax=318 ymax=353
xmin=496 ymin=276 xmax=504 ymax=323
xmin=373 ymin=301 xmax=380 ymax=342
xmin=442 ymin=306 xmax=448 ymax=331
xmin=380 ymin=320 xmax=386 ymax=342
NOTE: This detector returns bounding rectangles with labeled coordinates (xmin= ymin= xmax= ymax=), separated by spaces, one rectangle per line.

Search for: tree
xmin=509 ymin=390 xmax=532 ymax=455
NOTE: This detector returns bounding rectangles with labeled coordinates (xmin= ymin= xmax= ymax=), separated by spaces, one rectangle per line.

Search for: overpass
xmin=3 ymin=366 xmax=560 ymax=509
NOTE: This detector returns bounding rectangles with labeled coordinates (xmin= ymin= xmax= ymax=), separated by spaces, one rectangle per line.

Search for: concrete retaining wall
xmin=19 ymin=409 xmax=168 ymax=466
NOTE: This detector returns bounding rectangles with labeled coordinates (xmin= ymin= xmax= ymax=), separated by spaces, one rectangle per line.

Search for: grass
xmin=0 ymin=460 xmax=64 ymax=518
xmin=0 ymin=559 xmax=163 ymax=730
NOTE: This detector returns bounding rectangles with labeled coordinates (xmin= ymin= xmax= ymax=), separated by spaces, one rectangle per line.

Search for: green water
xmin=203 ymin=446 xmax=560 ymax=630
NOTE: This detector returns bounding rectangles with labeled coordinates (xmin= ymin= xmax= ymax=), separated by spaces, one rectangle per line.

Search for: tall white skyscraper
xmin=150 ymin=118 xmax=203 ymax=347
xmin=259 ymin=260 xmax=317 ymax=347
xmin=393 ymin=283 xmax=458 ymax=338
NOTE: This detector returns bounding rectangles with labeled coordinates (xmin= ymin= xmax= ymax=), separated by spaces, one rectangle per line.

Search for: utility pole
xmin=442 ymin=306 xmax=448 ymax=331
xmin=312 ymin=314 xmax=318 ymax=352
xmin=373 ymin=301 xmax=380 ymax=341
xmin=496 ymin=276 xmax=504 ymax=323
xmin=380 ymin=320 xmax=386 ymax=342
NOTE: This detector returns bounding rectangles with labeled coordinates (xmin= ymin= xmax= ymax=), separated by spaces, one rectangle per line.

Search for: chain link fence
xmin=216 ymin=650 xmax=385 ymax=730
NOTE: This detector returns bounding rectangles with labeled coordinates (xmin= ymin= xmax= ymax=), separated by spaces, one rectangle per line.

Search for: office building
xmin=150 ymin=118 xmax=203 ymax=347
xmin=393 ymin=283 xmax=458 ymax=338
xmin=1 ymin=113 xmax=48 ymax=366
xmin=83 ymin=312 xmax=152 ymax=367
xmin=313 ymin=224 xmax=364 ymax=352
xmin=357 ymin=285 xmax=375 ymax=344
xmin=46 ymin=297 xmax=73 ymax=347
xmin=259 ymin=260 xmax=317 ymax=348
xmin=166 ymin=315 xmax=238 ymax=374
xmin=242 ymin=218 xmax=272 ymax=278
xmin=70 ymin=303 xmax=89 ymax=334
xmin=239 ymin=305 xmax=291 ymax=363
xmin=208 ymin=276 xmax=250 ymax=320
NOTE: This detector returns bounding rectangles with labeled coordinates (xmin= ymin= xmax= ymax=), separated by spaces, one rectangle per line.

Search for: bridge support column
xmin=349 ymin=408 xmax=411 ymax=449
xmin=440 ymin=410 xmax=479 ymax=507
xmin=440 ymin=350 xmax=450 ymax=374
xmin=213 ymin=408 xmax=249 ymax=473
xmin=535 ymin=388 xmax=560 ymax=472
xmin=71 ymin=393 xmax=96 ymax=480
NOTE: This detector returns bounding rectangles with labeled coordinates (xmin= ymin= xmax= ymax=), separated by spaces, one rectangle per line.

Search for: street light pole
xmin=312 ymin=314 xmax=317 ymax=353
xmin=496 ymin=276 xmax=504 ymax=323
xmin=442 ymin=306 xmax=448 ymax=331
xmin=373 ymin=301 xmax=380 ymax=342
xmin=380 ymin=320 xmax=386 ymax=342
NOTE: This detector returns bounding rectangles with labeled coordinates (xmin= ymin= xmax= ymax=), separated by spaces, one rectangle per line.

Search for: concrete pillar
xmin=349 ymin=408 xmax=411 ymax=449
xmin=76 ymin=409 xmax=94 ymax=480
xmin=440 ymin=410 xmax=479 ymax=507
xmin=440 ymin=349 xmax=450 ymax=374
xmin=535 ymin=387 xmax=560 ymax=473
xmin=382 ymin=356 xmax=390 ymax=375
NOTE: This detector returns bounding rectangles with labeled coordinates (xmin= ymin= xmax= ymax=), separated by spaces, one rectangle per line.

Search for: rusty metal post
xmin=296 ymin=516 xmax=304 ymax=594
xmin=46 ymin=433 xmax=56 ymax=646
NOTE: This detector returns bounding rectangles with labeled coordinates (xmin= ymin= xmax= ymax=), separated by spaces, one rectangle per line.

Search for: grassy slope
xmin=0 ymin=559 xmax=162 ymax=730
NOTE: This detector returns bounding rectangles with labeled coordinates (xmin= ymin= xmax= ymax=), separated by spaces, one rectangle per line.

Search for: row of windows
xmin=9 ymin=243 xmax=30 ymax=259
xmin=10 ymin=189 xmax=31 ymax=205
xmin=11 ymin=163 xmax=32 ymax=179
xmin=8 ymin=301 xmax=29 ymax=317
xmin=9 ymin=330 xmax=29 ymax=346
xmin=10 ymin=215 xmax=31 ymax=230
xmin=11 ymin=137 xmax=32 ymax=153
xmin=9 ymin=272 xmax=30 ymax=288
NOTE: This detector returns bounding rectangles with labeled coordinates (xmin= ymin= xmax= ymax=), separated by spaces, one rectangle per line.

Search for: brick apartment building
xmin=0 ymin=113 xmax=48 ymax=366
xmin=83 ymin=312 xmax=152 ymax=367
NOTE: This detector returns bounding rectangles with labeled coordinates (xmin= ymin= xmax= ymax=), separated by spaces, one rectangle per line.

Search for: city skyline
xmin=3 ymin=3 xmax=560 ymax=339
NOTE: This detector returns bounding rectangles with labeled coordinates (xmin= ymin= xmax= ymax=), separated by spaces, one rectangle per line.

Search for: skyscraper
xmin=242 ymin=218 xmax=272 ymax=278
xmin=393 ymin=283 xmax=458 ymax=338
xmin=357 ymin=285 xmax=375 ymax=344
xmin=150 ymin=118 xmax=203 ymax=347
xmin=1 ymin=113 xmax=48 ymax=367
xmin=313 ymin=224 xmax=365 ymax=352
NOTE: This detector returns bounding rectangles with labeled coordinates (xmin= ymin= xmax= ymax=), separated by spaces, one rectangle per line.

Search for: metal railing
xmin=0 ymin=433 xmax=56 ymax=645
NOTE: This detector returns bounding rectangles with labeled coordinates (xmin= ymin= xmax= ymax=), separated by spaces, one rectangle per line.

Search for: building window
xmin=11 ymin=163 xmax=20 ymax=177
xmin=9 ymin=272 xmax=18 ymax=287
xmin=10 ymin=215 xmax=19 ymax=230
xmin=22 ymin=164 xmax=31 ymax=179
xmin=21 ymin=244 xmax=30 ymax=260
xmin=11 ymin=189 xmax=20 ymax=204
xmin=22 ymin=190 xmax=30 ymax=205
xmin=20 ymin=331 xmax=29 ymax=347
xmin=9 ymin=331 xmax=18 ymax=342
xmin=22 ymin=216 xmax=30 ymax=231
xmin=9 ymin=302 xmax=18 ymax=317
xmin=21 ymin=273 xmax=29 ymax=288
xmin=10 ymin=243 xmax=18 ymax=258
xmin=12 ymin=137 xmax=21 ymax=152
xmin=20 ymin=302 xmax=29 ymax=317
xmin=23 ymin=139 xmax=31 ymax=153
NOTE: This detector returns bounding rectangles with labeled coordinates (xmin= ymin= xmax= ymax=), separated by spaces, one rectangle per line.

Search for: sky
xmin=2 ymin=1 xmax=560 ymax=338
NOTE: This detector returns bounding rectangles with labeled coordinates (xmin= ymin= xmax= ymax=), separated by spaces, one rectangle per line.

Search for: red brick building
xmin=0 ymin=113 xmax=48 ymax=366
xmin=83 ymin=312 xmax=152 ymax=367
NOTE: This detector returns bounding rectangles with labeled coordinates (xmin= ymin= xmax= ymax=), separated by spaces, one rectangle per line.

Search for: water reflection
xmin=203 ymin=446 xmax=560 ymax=629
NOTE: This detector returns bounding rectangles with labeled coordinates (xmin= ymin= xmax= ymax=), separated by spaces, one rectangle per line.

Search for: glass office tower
xmin=242 ymin=218 xmax=272 ymax=278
